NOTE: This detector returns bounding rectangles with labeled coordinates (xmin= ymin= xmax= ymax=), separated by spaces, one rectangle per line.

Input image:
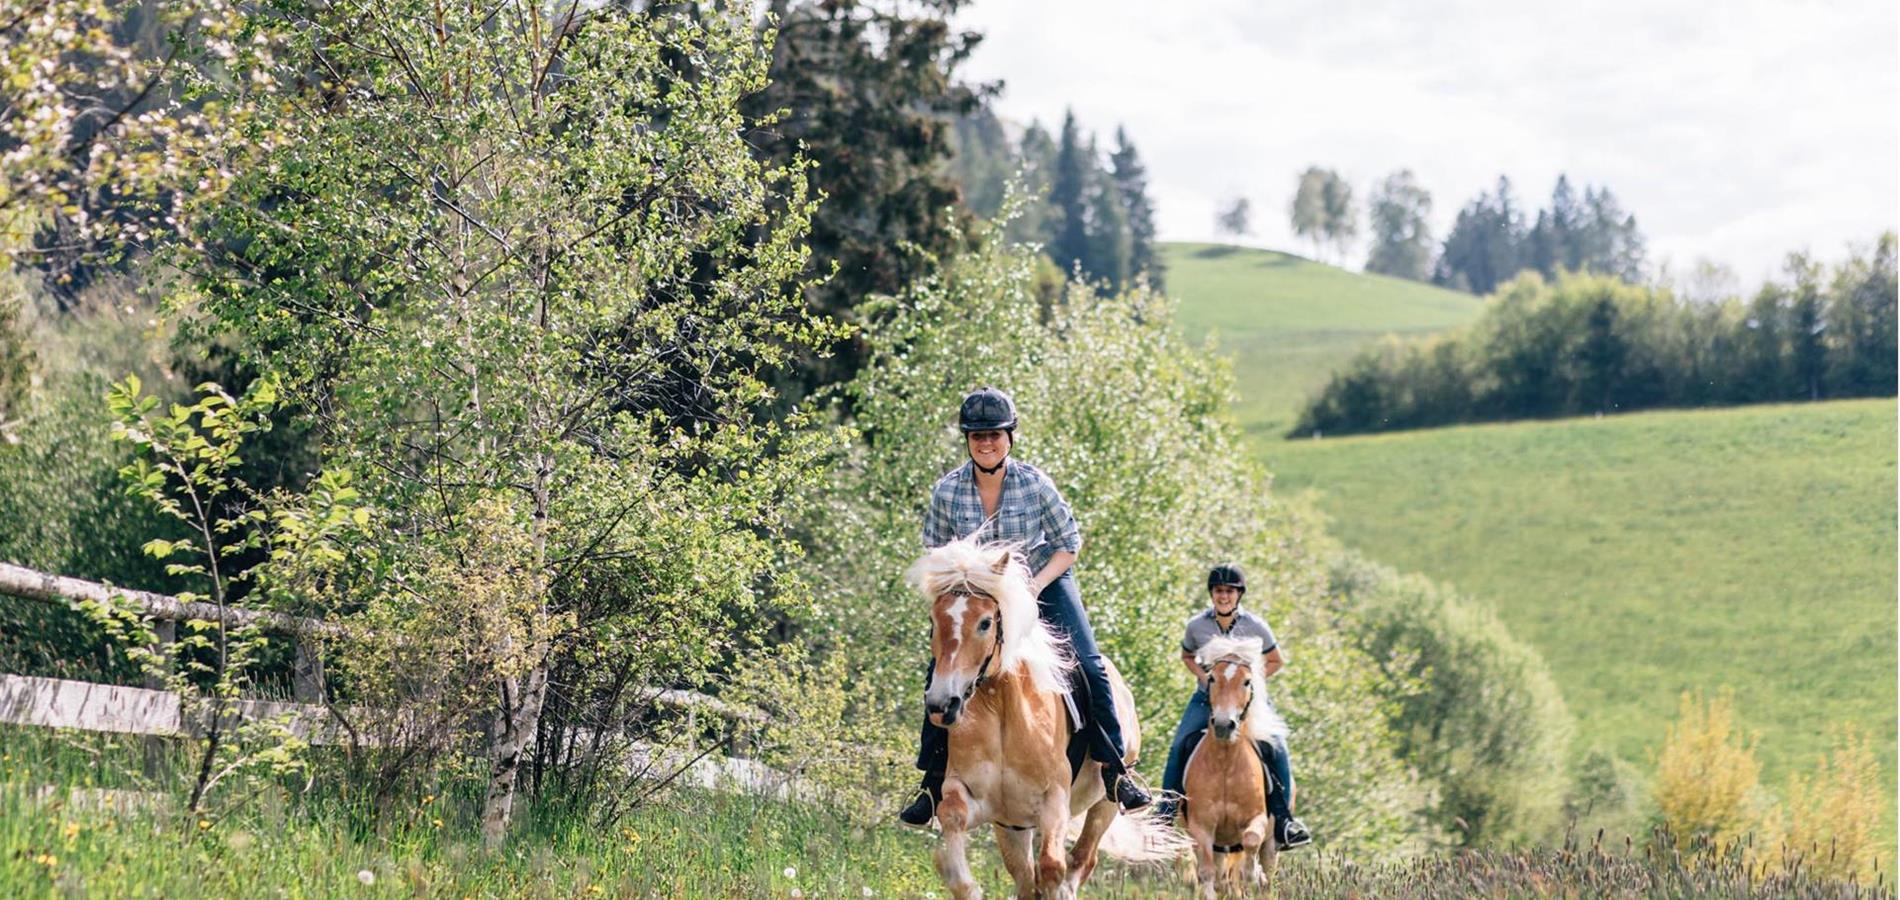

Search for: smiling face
xmin=1206 ymin=657 xmax=1253 ymax=742
xmin=1210 ymin=584 xmax=1242 ymax=617
xmin=924 ymin=589 xmax=1002 ymax=727
xmin=965 ymin=429 xmax=1011 ymax=470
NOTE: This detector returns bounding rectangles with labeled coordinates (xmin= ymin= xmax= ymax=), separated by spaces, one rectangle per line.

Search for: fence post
xmin=142 ymin=620 xmax=176 ymax=690
xmin=292 ymin=638 xmax=325 ymax=704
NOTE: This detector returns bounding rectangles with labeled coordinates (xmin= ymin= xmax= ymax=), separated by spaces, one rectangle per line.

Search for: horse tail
xmin=1093 ymin=805 xmax=1194 ymax=864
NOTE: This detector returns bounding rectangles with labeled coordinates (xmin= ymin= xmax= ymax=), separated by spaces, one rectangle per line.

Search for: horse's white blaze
xmin=945 ymin=594 xmax=968 ymax=654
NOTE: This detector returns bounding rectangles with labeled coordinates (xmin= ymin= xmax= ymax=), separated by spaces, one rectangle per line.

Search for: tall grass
xmin=4 ymin=727 xmax=1886 ymax=898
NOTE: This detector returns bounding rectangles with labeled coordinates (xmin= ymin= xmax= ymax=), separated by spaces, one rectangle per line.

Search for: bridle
xmin=942 ymin=590 xmax=1004 ymax=707
xmin=1209 ymin=654 xmax=1256 ymax=725
xmin=1207 ymin=653 xmax=1263 ymax=855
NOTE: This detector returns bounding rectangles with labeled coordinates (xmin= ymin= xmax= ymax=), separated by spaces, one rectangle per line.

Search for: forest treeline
xmin=1295 ymin=234 xmax=1898 ymax=436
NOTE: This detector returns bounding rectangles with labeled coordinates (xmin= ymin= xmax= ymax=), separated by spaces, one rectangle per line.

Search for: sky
xmin=955 ymin=0 xmax=1899 ymax=287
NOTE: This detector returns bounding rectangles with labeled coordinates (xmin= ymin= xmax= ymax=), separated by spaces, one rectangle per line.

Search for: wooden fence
xmin=0 ymin=562 xmax=762 ymax=756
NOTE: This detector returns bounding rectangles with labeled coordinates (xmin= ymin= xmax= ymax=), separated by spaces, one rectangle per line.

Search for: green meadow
xmin=1161 ymin=242 xmax=1482 ymax=437
xmin=1265 ymin=400 xmax=1897 ymax=797
xmin=1167 ymin=242 xmax=1895 ymax=830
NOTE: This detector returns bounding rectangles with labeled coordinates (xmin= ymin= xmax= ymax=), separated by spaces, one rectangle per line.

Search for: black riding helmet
xmin=958 ymin=386 xmax=1018 ymax=433
xmin=1207 ymin=563 xmax=1246 ymax=595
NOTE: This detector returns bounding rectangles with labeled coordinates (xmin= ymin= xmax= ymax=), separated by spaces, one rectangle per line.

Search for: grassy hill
xmin=1263 ymin=400 xmax=1898 ymax=805
xmin=1161 ymin=241 xmax=1482 ymax=437
xmin=1165 ymin=242 xmax=1895 ymax=820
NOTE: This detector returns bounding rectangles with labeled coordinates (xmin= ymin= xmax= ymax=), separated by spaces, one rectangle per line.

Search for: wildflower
xmin=356 ymin=869 xmax=375 ymax=886
xmin=34 ymin=853 xmax=58 ymax=867
xmin=783 ymin=866 xmax=796 ymax=879
xmin=862 ymin=888 xmax=875 ymax=897
xmin=63 ymin=821 xmax=82 ymax=841
xmin=790 ymin=891 xmax=802 ymax=899
xmin=197 ymin=819 xmax=212 ymax=830
xmin=422 ymin=794 xmax=434 ymax=806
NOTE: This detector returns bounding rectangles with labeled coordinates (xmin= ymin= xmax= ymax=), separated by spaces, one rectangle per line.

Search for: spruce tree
xmin=1085 ymin=153 xmax=1132 ymax=291
xmin=1048 ymin=110 xmax=1092 ymax=277
xmin=1110 ymin=126 xmax=1163 ymax=289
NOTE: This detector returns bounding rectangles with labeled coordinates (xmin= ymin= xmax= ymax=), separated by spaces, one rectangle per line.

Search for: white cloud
xmin=956 ymin=0 xmax=1898 ymax=286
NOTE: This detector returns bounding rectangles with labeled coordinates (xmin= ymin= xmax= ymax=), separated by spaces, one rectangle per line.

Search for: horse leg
xmin=1063 ymin=800 xmax=1117 ymax=894
xmin=1184 ymin=817 xmax=1218 ymax=900
xmin=993 ymin=825 xmax=1037 ymax=900
xmin=1240 ymin=811 xmax=1271 ymax=894
xmin=1255 ymin=825 xmax=1278 ymax=896
xmin=933 ymin=784 xmax=983 ymax=900
xmin=1034 ymin=788 xmax=1071 ymax=899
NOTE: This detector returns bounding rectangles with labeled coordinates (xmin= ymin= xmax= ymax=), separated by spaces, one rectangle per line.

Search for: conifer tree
xmin=1048 ymin=110 xmax=1092 ymax=277
xmin=1110 ymin=127 xmax=1163 ymax=289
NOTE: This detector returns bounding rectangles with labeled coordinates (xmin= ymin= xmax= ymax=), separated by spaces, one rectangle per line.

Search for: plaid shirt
xmin=922 ymin=459 xmax=1082 ymax=575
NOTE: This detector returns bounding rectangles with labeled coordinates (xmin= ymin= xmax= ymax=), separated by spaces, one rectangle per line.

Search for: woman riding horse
xmin=901 ymin=386 xmax=1153 ymax=827
xmin=1159 ymin=563 xmax=1312 ymax=849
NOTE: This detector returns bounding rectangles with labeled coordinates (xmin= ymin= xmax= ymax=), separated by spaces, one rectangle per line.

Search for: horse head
xmin=909 ymin=538 xmax=1074 ymax=728
xmin=925 ymin=582 xmax=1004 ymax=727
xmin=1198 ymin=636 xmax=1265 ymax=742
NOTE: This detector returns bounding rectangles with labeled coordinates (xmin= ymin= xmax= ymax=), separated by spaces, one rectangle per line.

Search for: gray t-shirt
xmin=1180 ymin=608 xmax=1277 ymax=657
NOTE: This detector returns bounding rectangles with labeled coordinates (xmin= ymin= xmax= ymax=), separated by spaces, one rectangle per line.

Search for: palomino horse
xmin=1182 ymin=635 xmax=1286 ymax=897
xmin=912 ymin=538 xmax=1185 ymax=899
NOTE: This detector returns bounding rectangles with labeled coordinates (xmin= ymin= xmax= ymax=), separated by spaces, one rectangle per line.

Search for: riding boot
xmin=899 ymin=770 xmax=944 ymax=827
xmin=1255 ymin=740 xmax=1311 ymax=849
xmin=1102 ymin=764 xmax=1153 ymax=811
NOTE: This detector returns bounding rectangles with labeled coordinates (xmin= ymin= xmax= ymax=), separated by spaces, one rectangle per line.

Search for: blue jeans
xmin=1161 ymin=688 xmax=1295 ymax=821
xmin=917 ymin=572 xmax=1127 ymax=776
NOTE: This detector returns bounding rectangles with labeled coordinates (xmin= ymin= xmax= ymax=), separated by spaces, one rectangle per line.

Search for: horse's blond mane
xmin=908 ymin=537 xmax=1074 ymax=695
xmin=1196 ymin=635 xmax=1288 ymax=743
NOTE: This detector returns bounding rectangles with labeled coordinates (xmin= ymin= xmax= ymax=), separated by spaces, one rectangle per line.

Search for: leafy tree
xmin=1321 ymin=171 xmax=1358 ymax=263
xmin=174 ymin=1 xmax=845 ymax=846
xmin=802 ymin=218 xmax=1434 ymax=852
xmin=1215 ymin=196 xmax=1253 ymax=239
xmin=1332 ymin=554 xmax=1573 ymax=847
xmin=1579 ymin=186 xmax=1646 ymax=282
xmin=1291 ymin=167 xmax=1330 ymax=259
xmin=1364 ymin=170 xmax=1434 ymax=281
xmin=1824 ymin=232 xmax=1898 ymax=396
xmin=0 ymin=0 xmax=276 ymax=289
xmin=743 ymin=0 xmax=983 ymax=401
xmin=1109 ymin=126 xmax=1163 ymax=290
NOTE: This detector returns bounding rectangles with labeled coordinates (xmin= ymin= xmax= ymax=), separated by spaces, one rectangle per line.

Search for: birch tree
xmin=172 ymin=1 xmax=842 ymax=846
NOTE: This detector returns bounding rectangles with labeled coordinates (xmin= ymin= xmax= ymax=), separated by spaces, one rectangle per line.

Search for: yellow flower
xmin=432 ymin=818 xmax=444 ymax=829
xmin=586 ymin=887 xmax=604 ymax=896
xmin=197 ymin=819 xmax=212 ymax=830
xmin=34 ymin=853 xmax=58 ymax=867
xmin=63 ymin=821 xmax=82 ymax=841
xmin=422 ymin=794 xmax=435 ymax=806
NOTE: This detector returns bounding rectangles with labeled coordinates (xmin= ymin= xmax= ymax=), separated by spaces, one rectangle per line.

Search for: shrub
xmin=1330 ymin=552 xmax=1574 ymax=846
xmin=797 ymin=217 xmax=1434 ymax=853
xmin=1653 ymin=691 xmax=1765 ymax=847
xmin=1784 ymin=725 xmax=1884 ymax=882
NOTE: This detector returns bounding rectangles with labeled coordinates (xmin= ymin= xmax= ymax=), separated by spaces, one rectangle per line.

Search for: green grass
xmin=1162 ymin=241 xmax=1482 ymax=437
xmin=1261 ymin=400 xmax=1898 ymax=807
xmin=6 ymin=729 xmax=1884 ymax=898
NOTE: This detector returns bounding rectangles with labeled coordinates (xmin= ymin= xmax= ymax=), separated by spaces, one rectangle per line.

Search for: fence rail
xmin=1 ymin=561 xmax=762 ymax=753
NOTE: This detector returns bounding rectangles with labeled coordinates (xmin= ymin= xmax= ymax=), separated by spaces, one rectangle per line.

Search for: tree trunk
xmin=480 ymin=660 xmax=549 ymax=849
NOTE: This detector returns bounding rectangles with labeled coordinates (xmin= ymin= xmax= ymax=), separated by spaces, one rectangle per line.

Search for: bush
xmin=1653 ymin=691 xmax=1766 ymax=848
xmin=1330 ymin=553 xmax=1574 ymax=846
xmin=1784 ymin=725 xmax=1884 ymax=882
xmin=796 ymin=218 xmax=1434 ymax=853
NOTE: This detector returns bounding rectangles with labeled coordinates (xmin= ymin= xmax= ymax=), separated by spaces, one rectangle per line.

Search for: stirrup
xmin=898 ymin=785 xmax=938 ymax=827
